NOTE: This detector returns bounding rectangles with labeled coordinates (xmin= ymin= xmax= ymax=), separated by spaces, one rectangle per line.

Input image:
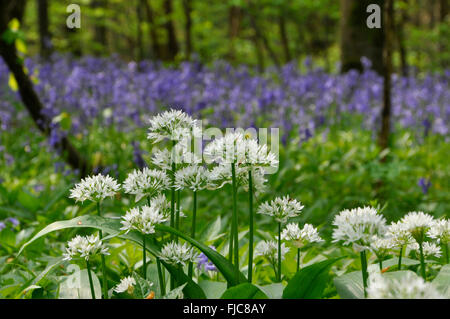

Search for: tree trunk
xmin=143 ymin=0 xmax=163 ymax=60
xmin=378 ymin=0 xmax=393 ymax=151
xmin=163 ymin=0 xmax=179 ymax=61
xmin=0 ymin=0 xmax=90 ymax=177
xmin=340 ymin=0 xmax=384 ymax=74
xmin=37 ymin=0 xmax=52 ymax=59
xmin=228 ymin=5 xmax=242 ymax=61
xmin=396 ymin=1 xmax=408 ymax=77
xmin=278 ymin=9 xmax=291 ymax=63
xmin=136 ymin=0 xmax=144 ymax=61
xmin=91 ymin=0 xmax=108 ymax=55
xmin=183 ymin=0 xmax=192 ymax=60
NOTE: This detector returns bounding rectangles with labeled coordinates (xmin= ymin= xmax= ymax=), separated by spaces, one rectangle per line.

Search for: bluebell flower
xmin=197 ymin=246 xmax=217 ymax=272
xmin=418 ymin=178 xmax=431 ymax=195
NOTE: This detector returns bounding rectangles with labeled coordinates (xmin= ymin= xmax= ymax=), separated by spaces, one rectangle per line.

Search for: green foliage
xmin=220 ymin=283 xmax=268 ymax=299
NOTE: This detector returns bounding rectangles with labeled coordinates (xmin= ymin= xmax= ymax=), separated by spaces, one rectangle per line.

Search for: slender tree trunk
xmin=143 ymin=0 xmax=163 ymax=60
xmin=340 ymin=0 xmax=384 ymax=74
xmin=0 ymin=1 xmax=90 ymax=177
xmin=182 ymin=0 xmax=192 ymax=60
xmin=228 ymin=5 xmax=242 ymax=61
xmin=37 ymin=0 xmax=52 ymax=60
xmin=396 ymin=1 xmax=408 ymax=77
xmin=278 ymin=9 xmax=291 ymax=63
xmin=378 ymin=0 xmax=393 ymax=151
xmin=439 ymin=0 xmax=448 ymax=67
xmin=91 ymin=0 xmax=108 ymax=55
xmin=136 ymin=0 xmax=144 ymax=61
xmin=163 ymin=0 xmax=179 ymax=61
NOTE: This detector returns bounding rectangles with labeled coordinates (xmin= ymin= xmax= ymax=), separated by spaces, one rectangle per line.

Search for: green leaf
xmin=59 ymin=268 xmax=102 ymax=299
xmin=334 ymin=271 xmax=364 ymax=299
xmin=256 ymin=283 xmax=284 ymax=299
xmin=282 ymin=257 xmax=342 ymax=299
xmin=432 ymin=264 xmax=450 ymax=298
xmin=381 ymin=257 xmax=420 ymax=268
xmin=198 ymin=280 xmax=227 ymax=299
xmin=220 ymin=283 xmax=268 ymax=299
xmin=163 ymin=283 xmax=187 ymax=299
xmin=155 ymin=224 xmax=247 ymax=286
xmin=131 ymin=272 xmax=153 ymax=299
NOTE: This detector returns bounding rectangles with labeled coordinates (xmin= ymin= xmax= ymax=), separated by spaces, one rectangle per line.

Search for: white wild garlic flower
xmin=281 ymin=223 xmax=324 ymax=248
xmin=174 ymin=165 xmax=210 ymax=192
xmin=151 ymin=148 xmax=201 ymax=171
xmin=370 ymin=236 xmax=395 ymax=258
xmin=147 ymin=109 xmax=197 ymax=143
xmin=331 ymin=206 xmax=387 ymax=252
xmin=208 ymin=165 xmax=268 ymax=194
xmin=400 ymin=211 xmax=435 ymax=243
xmin=257 ymin=196 xmax=304 ymax=223
xmin=69 ymin=174 xmax=120 ymax=202
xmin=255 ymin=240 xmax=290 ymax=266
xmin=63 ymin=234 xmax=109 ymax=261
xmin=159 ymin=241 xmax=198 ymax=266
xmin=367 ymin=271 xmax=444 ymax=299
xmin=123 ymin=168 xmax=170 ymax=202
xmin=386 ymin=221 xmax=414 ymax=247
xmin=427 ymin=219 xmax=450 ymax=244
xmin=120 ymin=205 xmax=169 ymax=235
xmin=114 ymin=276 xmax=137 ymax=294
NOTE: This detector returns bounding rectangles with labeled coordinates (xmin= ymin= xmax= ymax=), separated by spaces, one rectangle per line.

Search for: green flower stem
xmin=96 ymin=201 xmax=108 ymax=299
xmin=170 ymin=141 xmax=176 ymax=290
xmin=156 ymin=258 xmax=165 ymax=296
xmin=188 ymin=191 xmax=197 ymax=278
xmin=398 ymin=246 xmax=403 ymax=270
xmin=86 ymin=260 xmax=96 ymax=300
xmin=143 ymin=236 xmax=147 ymax=279
xmin=360 ymin=250 xmax=368 ymax=298
xmin=175 ymin=190 xmax=181 ymax=241
xmin=231 ymin=163 xmax=239 ymax=279
xmin=277 ymin=222 xmax=282 ymax=282
xmin=297 ymin=248 xmax=301 ymax=272
xmin=248 ymin=169 xmax=254 ymax=283
xmin=444 ymin=243 xmax=449 ymax=264
xmin=378 ymin=259 xmax=383 ymax=271
xmin=419 ymin=241 xmax=426 ymax=279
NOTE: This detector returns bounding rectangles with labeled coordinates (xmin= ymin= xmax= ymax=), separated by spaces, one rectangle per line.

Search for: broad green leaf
xmin=59 ymin=268 xmax=101 ymax=299
xmin=131 ymin=272 xmax=154 ymax=299
xmin=334 ymin=271 xmax=364 ymax=299
xmin=198 ymin=280 xmax=227 ymax=299
xmin=282 ymin=257 xmax=342 ymax=299
xmin=432 ymin=264 xmax=450 ymax=298
xmin=163 ymin=283 xmax=187 ymax=299
xmin=381 ymin=257 xmax=420 ymax=268
xmin=256 ymin=283 xmax=284 ymax=299
xmin=220 ymin=283 xmax=268 ymax=299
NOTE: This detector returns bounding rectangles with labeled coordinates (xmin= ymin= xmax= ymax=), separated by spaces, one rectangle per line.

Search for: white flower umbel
xmin=123 ymin=168 xmax=170 ymax=202
xmin=386 ymin=221 xmax=414 ymax=247
xmin=174 ymin=165 xmax=210 ymax=192
xmin=281 ymin=223 xmax=324 ymax=248
xmin=410 ymin=241 xmax=442 ymax=258
xmin=69 ymin=174 xmax=120 ymax=203
xmin=367 ymin=271 xmax=444 ymax=299
xmin=114 ymin=276 xmax=137 ymax=294
xmin=370 ymin=236 xmax=395 ymax=266
xmin=147 ymin=109 xmax=197 ymax=143
xmin=332 ymin=206 xmax=387 ymax=297
xmin=255 ymin=240 xmax=290 ymax=269
xmin=427 ymin=219 xmax=450 ymax=244
xmin=208 ymin=165 xmax=268 ymax=193
xmin=257 ymin=196 xmax=304 ymax=223
xmin=63 ymin=234 xmax=109 ymax=261
xmin=151 ymin=148 xmax=201 ymax=171
xmin=332 ymin=206 xmax=387 ymax=251
xmin=159 ymin=241 xmax=198 ymax=267
xmin=400 ymin=211 xmax=435 ymax=244
xmin=120 ymin=205 xmax=169 ymax=235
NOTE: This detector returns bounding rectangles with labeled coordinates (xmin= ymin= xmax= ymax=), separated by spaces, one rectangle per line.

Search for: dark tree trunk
xmin=37 ymin=0 xmax=52 ymax=59
xmin=396 ymin=1 xmax=408 ymax=77
xmin=163 ymin=0 xmax=179 ymax=61
xmin=0 ymin=0 xmax=90 ymax=177
xmin=340 ymin=0 xmax=384 ymax=74
xmin=439 ymin=0 xmax=448 ymax=67
xmin=136 ymin=0 xmax=144 ymax=61
xmin=278 ymin=9 xmax=291 ymax=63
xmin=183 ymin=0 xmax=192 ymax=60
xmin=143 ymin=0 xmax=163 ymax=60
xmin=228 ymin=5 xmax=242 ymax=61
xmin=91 ymin=0 xmax=108 ymax=54
xmin=378 ymin=0 xmax=393 ymax=151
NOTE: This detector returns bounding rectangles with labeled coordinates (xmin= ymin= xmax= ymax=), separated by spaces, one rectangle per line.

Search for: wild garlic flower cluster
xmin=123 ymin=168 xmax=170 ymax=202
xmin=255 ymin=240 xmax=290 ymax=265
xmin=114 ymin=276 xmax=137 ymax=294
xmin=385 ymin=221 xmax=414 ymax=247
xmin=208 ymin=164 xmax=268 ymax=193
xmin=204 ymin=132 xmax=278 ymax=169
xmin=147 ymin=109 xmax=198 ymax=143
xmin=399 ymin=211 xmax=435 ymax=243
xmin=281 ymin=223 xmax=324 ymax=248
xmin=69 ymin=174 xmax=120 ymax=202
xmin=409 ymin=241 xmax=442 ymax=258
xmin=427 ymin=219 xmax=450 ymax=244
xmin=174 ymin=165 xmax=211 ymax=192
xmin=151 ymin=147 xmax=202 ymax=171
xmin=159 ymin=241 xmax=198 ymax=266
xmin=120 ymin=204 xmax=169 ymax=235
xmin=332 ymin=206 xmax=387 ymax=252
xmin=367 ymin=271 xmax=444 ymax=299
xmin=63 ymin=235 xmax=109 ymax=261
xmin=257 ymin=196 xmax=304 ymax=223
xmin=369 ymin=236 xmax=395 ymax=258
